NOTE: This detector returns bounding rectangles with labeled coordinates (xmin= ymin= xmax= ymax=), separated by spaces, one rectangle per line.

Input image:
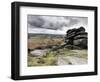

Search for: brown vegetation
xmin=28 ymin=37 xmax=64 ymax=49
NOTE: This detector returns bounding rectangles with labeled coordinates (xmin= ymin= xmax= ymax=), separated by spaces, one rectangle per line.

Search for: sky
xmin=28 ymin=15 xmax=88 ymax=35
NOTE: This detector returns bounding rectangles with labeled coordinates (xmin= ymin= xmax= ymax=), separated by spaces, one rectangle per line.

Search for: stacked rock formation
xmin=64 ymin=26 xmax=88 ymax=49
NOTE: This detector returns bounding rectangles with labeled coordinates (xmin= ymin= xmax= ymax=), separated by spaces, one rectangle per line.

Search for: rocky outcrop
xmin=64 ymin=26 xmax=88 ymax=49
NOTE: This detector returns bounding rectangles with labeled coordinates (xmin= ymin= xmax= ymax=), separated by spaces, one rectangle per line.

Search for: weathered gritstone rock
xmin=30 ymin=49 xmax=49 ymax=57
xmin=74 ymin=34 xmax=87 ymax=40
xmin=73 ymin=39 xmax=87 ymax=49
xmin=64 ymin=26 xmax=88 ymax=49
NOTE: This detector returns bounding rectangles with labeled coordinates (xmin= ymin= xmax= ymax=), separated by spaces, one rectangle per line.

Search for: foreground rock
xmin=30 ymin=49 xmax=49 ymax=57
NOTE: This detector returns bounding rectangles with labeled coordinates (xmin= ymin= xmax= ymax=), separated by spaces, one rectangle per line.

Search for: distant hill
xmin=28 ymin=33 xmax=65 ymax=39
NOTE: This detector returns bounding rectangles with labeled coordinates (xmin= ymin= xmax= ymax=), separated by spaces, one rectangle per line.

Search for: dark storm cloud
xmin=28 ymin=15 xmax=68 ymax=30
xmin=28 ymin=16 xmax=45 ymax=27
xmin=28 ymin=15 xmax=88 ymax=30
xmin=65 ymin=17 xmax=79 ymax=27
xmin=41 ymin=16 xmax=68 ymax=30
xmin=64 ymin=16 xmax=88 ymax=27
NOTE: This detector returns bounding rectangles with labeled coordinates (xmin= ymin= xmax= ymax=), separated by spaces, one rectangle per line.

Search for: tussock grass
xmin=28 ymin=52 xmax=57 ymax=67
xmin=28 ymin=49 xmax=87 ymax=66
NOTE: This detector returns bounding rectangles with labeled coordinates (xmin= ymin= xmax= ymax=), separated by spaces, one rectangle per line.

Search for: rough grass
xmin=57 ymin=49 xmax=87 ymax=59
xmin=28 ymin=49 xmax=87 ymax=67
xmin=28 ymin=52 xmax=57 ymax=67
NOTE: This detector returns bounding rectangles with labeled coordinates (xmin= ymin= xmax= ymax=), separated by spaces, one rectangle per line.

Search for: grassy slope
xmin=28 ymin=36 xmax=87 ymax=66
xmin=28 ymin=49 xmax=87 ymax=67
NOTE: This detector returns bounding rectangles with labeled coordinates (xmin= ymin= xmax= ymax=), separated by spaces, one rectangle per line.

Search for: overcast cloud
xmin=28 ymin=15 xmax=88 ymax=34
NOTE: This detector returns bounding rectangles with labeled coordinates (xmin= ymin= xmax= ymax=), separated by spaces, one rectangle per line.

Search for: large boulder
xmin=73 ymin=39 xmax=87 ymax=49
xmin=30 ymin=49 xmax=49 ymax=57
xmin=74 ymin=33 xmax=87 ymax=39
xmin=65 ymin=26 xmax=88 ymax=49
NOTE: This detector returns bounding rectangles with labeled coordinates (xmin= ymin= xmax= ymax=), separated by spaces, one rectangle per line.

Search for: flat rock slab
xmin=30 ymin=49 xmax=49 ymax=57
xmin=57 ymin=55 xmax=87 ymax=65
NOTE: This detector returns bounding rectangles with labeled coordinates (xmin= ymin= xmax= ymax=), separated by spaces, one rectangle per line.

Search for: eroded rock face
xmin=65 ymin=26 xmax=88 ymax=49
xmin=30 ymin=49 xmax=49 ymax=57
xmin=73 ymin=39 xmax=87 ymax=49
